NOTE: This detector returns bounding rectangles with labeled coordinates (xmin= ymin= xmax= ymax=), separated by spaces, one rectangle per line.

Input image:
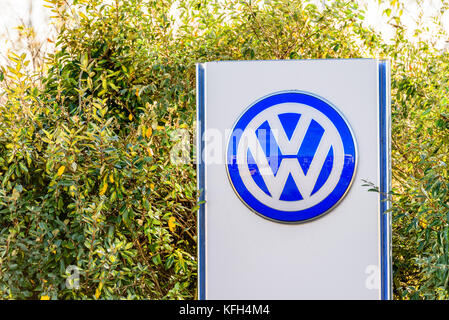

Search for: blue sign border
xmin=196 ymin=63 xmax=206 ymax=300
xmin=379 ymin=60 xmax=392 ymax=300
xmin=226 ymin=91 xmax=357 ymax=223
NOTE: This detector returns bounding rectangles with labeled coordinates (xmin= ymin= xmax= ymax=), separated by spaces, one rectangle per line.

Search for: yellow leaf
xmin=69 ymin=185 xmax=77 ymax=196
xmin=419 ymin=218 xmax=428 ymax=229
xmin=145 ymin=127 xmax=152 ymax=138
xmin=56 ymin=166 xmax=65 ymax=177
xmin=99 ymin=183 xmax=108 ymax=196
xmin=78 ymin=11 xmax=88 ymax=20
xmin=150 ymin=183 xmax=155 ymax=190
xmin=40 ymin=295 xmax=50 ymax=300
xmin=128 ymin=113 xmax=133 ymax=121
xmin=95 ymin=282 xmax=104 ymax=299
xmin=109 ymin=174 xmax=114 ymax=183
xmin=168 ymin=216 xmax=176 ymax=232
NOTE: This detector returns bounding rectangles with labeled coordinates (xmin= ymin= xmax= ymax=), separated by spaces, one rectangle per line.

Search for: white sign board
xmin=196 ymin=59 xmax=391 ymax=300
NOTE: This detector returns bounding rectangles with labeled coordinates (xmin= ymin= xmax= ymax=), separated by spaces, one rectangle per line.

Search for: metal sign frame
xmin=196 ymin=59 xmax=391 ymax=300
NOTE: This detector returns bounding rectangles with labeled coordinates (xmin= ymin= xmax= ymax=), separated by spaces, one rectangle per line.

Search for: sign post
xmin=196 ymin=59 xmax=391 ymax=299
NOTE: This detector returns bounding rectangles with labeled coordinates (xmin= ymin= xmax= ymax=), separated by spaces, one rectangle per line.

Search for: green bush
xmin=0 ymin=0 xmax=449 ymax=299
xmin=387 ymin=18 xmax=449 ymax=299
xmin=0 ymin=0 xmax=199 ymax=300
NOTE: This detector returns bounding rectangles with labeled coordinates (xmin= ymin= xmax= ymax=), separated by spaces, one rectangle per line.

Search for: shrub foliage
xmin=0 ymin=0 xmax=449 ymax=299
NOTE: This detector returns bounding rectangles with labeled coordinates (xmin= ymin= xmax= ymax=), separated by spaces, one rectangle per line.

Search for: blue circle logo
xmin=226 ymin=91 xmax=357 ymax=223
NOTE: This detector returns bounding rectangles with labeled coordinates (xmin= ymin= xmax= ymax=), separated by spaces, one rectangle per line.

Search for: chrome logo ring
xmin=226 ymin=91 xmax=357 ymax=223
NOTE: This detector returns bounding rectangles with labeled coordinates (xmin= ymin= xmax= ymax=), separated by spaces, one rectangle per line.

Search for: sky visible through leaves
xmin=1 ymin=0 xmax=449 ymax=67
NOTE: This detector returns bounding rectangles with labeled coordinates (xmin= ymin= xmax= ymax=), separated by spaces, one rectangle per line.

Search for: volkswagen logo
xmin=226 ymin=91 xmax=357 ymax=223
